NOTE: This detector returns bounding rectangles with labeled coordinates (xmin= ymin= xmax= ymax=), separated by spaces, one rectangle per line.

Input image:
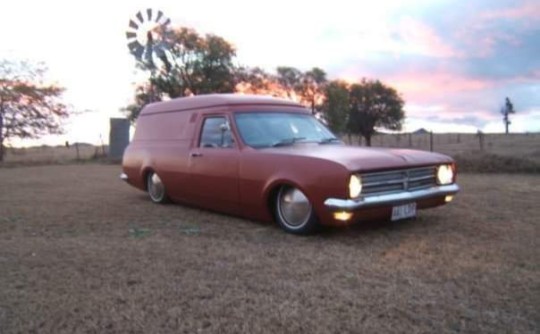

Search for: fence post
xmin=477 ymin=130 xmax=484 ymax=151
xmin=408 ymin=133 xmax=412 ymax=147
xmin=429 ymin=131 xmax=433 ymax=152
xmin=75 ymin=143 xmax=80 ymax=161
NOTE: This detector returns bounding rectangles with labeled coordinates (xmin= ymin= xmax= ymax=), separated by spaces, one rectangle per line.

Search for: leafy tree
xmin=234 ymin=66 xmax=276 ymax=95
xmin=322 ymin=80 xmax=349 ymax=134
xmin=299 ymin=67 xmax=327 ymax=114
xmin=0 ymin=59 xmax=69 ymax=161
xmin=274 ymin=66 xmax=327 ymax=113
xmin=125 ymin=27 xmax=237 ymax=121
xmin=276 ymin=66 xmax=303 ymax=99
xmin=324 ymin=79 xmax=404 ymax=146
xmin=501 ymin=97 xmax=515 ymax=135
xmin=122 ymin=84 xmax=159 ymax=124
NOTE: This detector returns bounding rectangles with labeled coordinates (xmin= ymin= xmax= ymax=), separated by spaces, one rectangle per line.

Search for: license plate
xmin=391 ymin=203 xmax=417 ymax=221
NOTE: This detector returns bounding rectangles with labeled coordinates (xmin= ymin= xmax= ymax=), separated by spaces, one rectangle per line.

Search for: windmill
xmin=126 ymin=9 xmax=174 ymax=102
xmin=125 ymin=9 xmax=172 ymax=71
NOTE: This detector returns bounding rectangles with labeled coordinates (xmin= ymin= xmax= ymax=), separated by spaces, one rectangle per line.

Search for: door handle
xmin=190 ymin=152 xmax=203 ymax=157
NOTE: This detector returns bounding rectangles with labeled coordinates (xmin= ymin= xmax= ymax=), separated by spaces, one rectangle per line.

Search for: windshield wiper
xmin=319 ymin=137 xmax=341 ymax=144
xmin=272 ymin=137 xmax=306 ymax=147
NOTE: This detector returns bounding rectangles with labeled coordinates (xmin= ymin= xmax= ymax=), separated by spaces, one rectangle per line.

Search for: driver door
xmin=187 ymin=115 xmax=240 ymax=214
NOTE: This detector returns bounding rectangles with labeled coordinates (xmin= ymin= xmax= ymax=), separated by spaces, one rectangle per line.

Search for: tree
xmin=325 ymin=79 xmax=404 ymax=146
xmin=122 ymin=84 xmax=159 ymax=124
xmin=234 ymin=66 xmax=276 ymax=95
xmin=501 ymin=97 xmax=515 ymax=135
xmin=0 ymin=59 xmax=69 ymax=161
xmin=322 ymin=80 xmax=349 ymax=134
xmin=274 ymin=67 xmax=328 ymax=113
xmin=124 ymin=27 xmax=237 ymax=121
xmin=299 ymin=67 xmax=327 ymax=114
xmin=276 ymin=66 xmax=303 ymax=100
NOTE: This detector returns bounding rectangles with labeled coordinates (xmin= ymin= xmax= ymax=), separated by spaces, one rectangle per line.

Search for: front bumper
xmin=324 ymin=184 xmax=459 ymax=211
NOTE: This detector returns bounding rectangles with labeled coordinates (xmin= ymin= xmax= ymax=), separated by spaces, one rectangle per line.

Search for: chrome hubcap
xmin=148 ymin=173 xmax=164 ymax=202
xmin=278 ymin=187 xmax=312 ymax=228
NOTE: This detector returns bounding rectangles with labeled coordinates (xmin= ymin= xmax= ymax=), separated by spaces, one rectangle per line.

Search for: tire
xmin=275 ymin=186 xmax=320 ymax=235
xmin=146 ymin=171 xmax=169 ymax=204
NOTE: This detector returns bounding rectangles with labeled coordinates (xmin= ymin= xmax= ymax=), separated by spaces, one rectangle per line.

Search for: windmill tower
xmin=111 ymin=9 xmax=173 ymax=159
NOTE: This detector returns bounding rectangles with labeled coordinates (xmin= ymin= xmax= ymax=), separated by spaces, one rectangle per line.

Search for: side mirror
xmin=219 ymin=122 xmax=230 ymax=132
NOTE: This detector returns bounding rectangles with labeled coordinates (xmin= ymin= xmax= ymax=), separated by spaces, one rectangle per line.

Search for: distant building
xmin=413 ymin=128 xmax=430 ymax=134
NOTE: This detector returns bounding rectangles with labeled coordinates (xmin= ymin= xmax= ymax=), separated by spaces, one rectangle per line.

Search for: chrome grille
xmin=361 ymin=166 xmax=436 ymax=196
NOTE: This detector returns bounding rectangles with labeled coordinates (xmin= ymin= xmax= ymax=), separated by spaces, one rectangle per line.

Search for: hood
xmin=261 ymin=144 xmax=453 ymax=171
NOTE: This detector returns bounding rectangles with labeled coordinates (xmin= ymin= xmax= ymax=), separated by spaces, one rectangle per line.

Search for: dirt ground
xmin=0 ymin=164 xmax=538 ymax=333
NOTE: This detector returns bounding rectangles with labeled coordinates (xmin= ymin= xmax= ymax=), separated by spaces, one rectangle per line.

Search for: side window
xmin=199 ymin=117 xmax=235 ymax=148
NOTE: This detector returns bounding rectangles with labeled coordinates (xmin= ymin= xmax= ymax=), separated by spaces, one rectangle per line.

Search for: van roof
xmin=141 ymin=94 xmax=305 ymax=115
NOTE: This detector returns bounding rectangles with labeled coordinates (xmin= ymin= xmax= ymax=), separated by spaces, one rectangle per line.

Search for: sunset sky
xmin=1 ymin=0 xmax=539 ymax=146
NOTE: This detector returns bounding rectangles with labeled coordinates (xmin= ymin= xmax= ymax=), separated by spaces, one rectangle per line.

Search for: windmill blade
xmin=155 ymin=10 xmax=163 ymax=23
xmin=136 ymin=11 xmax=144 ymax=23
xmin=146 ymin=8 xmax=153 ymax=21
xmin=128 ymin=20 xmax=139 ymax=30
xmin=162 ymin=18 xmax=171 ymax=26
xmin=125 ymin=31 xmax=137 ymax=40
xmin=127 ymin=41 xmax=144 ymax=60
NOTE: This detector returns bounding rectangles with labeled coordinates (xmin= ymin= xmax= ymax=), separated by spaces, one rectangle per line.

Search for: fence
xmin=343 ymin=132 xmax=540 ymax=161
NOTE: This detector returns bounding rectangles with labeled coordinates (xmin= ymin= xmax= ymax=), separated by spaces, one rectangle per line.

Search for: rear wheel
xmin=146 ymin=171 xmax=169 ymax=204
xmin=275 ymin=186 xmax=319 ymax=234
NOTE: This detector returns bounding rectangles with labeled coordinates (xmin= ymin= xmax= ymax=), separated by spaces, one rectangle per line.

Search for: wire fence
xmin=343 ymin=132 xmax=540 ymax=161
xmin=3 ymin=133 xmax=539 ymax=165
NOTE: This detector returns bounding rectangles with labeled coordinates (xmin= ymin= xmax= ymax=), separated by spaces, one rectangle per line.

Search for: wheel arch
xmin=263 ymin=178 xmax=312 ymax=222
xmin=140 ymin=166 xmax=155 ymax=191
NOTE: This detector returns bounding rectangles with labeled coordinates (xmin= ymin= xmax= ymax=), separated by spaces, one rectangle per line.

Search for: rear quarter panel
xmin=122 ymin=108 xmax=197 ymax=195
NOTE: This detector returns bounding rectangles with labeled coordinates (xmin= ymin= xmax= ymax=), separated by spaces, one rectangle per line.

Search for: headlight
xmin=349 ymin=174 xmax=362 ymax=198
xmin=437 ymin=164 xmax=454 ymax=185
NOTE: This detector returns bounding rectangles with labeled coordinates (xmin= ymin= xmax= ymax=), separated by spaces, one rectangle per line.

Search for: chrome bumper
xmin=120 ymin=173 xmax=129 ymax=181
xmin=324 ymin=184 xmax=459 ymax=211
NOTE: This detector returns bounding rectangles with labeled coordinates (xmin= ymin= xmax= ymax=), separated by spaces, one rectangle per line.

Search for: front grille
xmin=361 ymin=166 xmax=436 ymax=196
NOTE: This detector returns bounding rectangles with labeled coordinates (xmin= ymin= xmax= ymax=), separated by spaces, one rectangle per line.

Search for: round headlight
xmin=349 ymin=174 xmax=362 ymax=198
xmin=437 ymin=165 xmax=454 ymax=185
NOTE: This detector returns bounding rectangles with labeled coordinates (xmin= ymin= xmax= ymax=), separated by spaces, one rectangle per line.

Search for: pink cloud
xmin=387 ymin=71 xmax=492 ymax=102
xmin=396 ymin=18 xmax=463 ymax=58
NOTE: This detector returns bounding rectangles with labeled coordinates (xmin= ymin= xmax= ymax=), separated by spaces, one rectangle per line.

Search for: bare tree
xmin=0 ymin=59 xmax=69 ymax=161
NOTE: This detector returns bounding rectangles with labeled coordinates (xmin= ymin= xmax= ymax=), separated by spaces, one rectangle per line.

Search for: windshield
xmin=234 ymin=112 xmax=339 ymax=148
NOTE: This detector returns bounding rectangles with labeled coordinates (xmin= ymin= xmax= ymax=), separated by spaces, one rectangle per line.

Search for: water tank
xmin=109 ymin=118 xmax=130 ymax=159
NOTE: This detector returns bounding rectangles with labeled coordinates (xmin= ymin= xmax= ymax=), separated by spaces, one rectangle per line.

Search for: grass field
xmin=0 ymin=164 xmax=538 ymax=333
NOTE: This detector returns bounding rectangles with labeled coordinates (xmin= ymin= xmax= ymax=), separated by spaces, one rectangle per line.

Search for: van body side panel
xmin=123 ymin=97 xmax=313 ymax=222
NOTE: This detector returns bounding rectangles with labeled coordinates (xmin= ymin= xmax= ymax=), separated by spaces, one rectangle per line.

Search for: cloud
xmin=480 ymin=1 xmax=540 ymax=20
xmin=393 ymin=17 xmax=462 ymax=58
xmin=2 ymin=0 xmax=539 ymax=146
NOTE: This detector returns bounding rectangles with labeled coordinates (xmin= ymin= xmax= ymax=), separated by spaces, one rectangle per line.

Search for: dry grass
xmin=0 ymin=164 xmax=538 ymax=333
xmin=2 ymin=144 xmax=105 ymax=165
xmin=346 ymin=133 xmax=540 ymax=173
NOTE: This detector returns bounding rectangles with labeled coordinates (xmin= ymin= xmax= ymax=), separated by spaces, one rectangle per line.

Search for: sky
xmin=1 ymin=0 xmax=539 ymax=146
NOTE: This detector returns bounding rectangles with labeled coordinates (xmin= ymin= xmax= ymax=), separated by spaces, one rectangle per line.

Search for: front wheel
xmin=275 ymin=186 xmax=320 ymax=235
xmin=146 ymin=171 xmax=169 ymax=204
